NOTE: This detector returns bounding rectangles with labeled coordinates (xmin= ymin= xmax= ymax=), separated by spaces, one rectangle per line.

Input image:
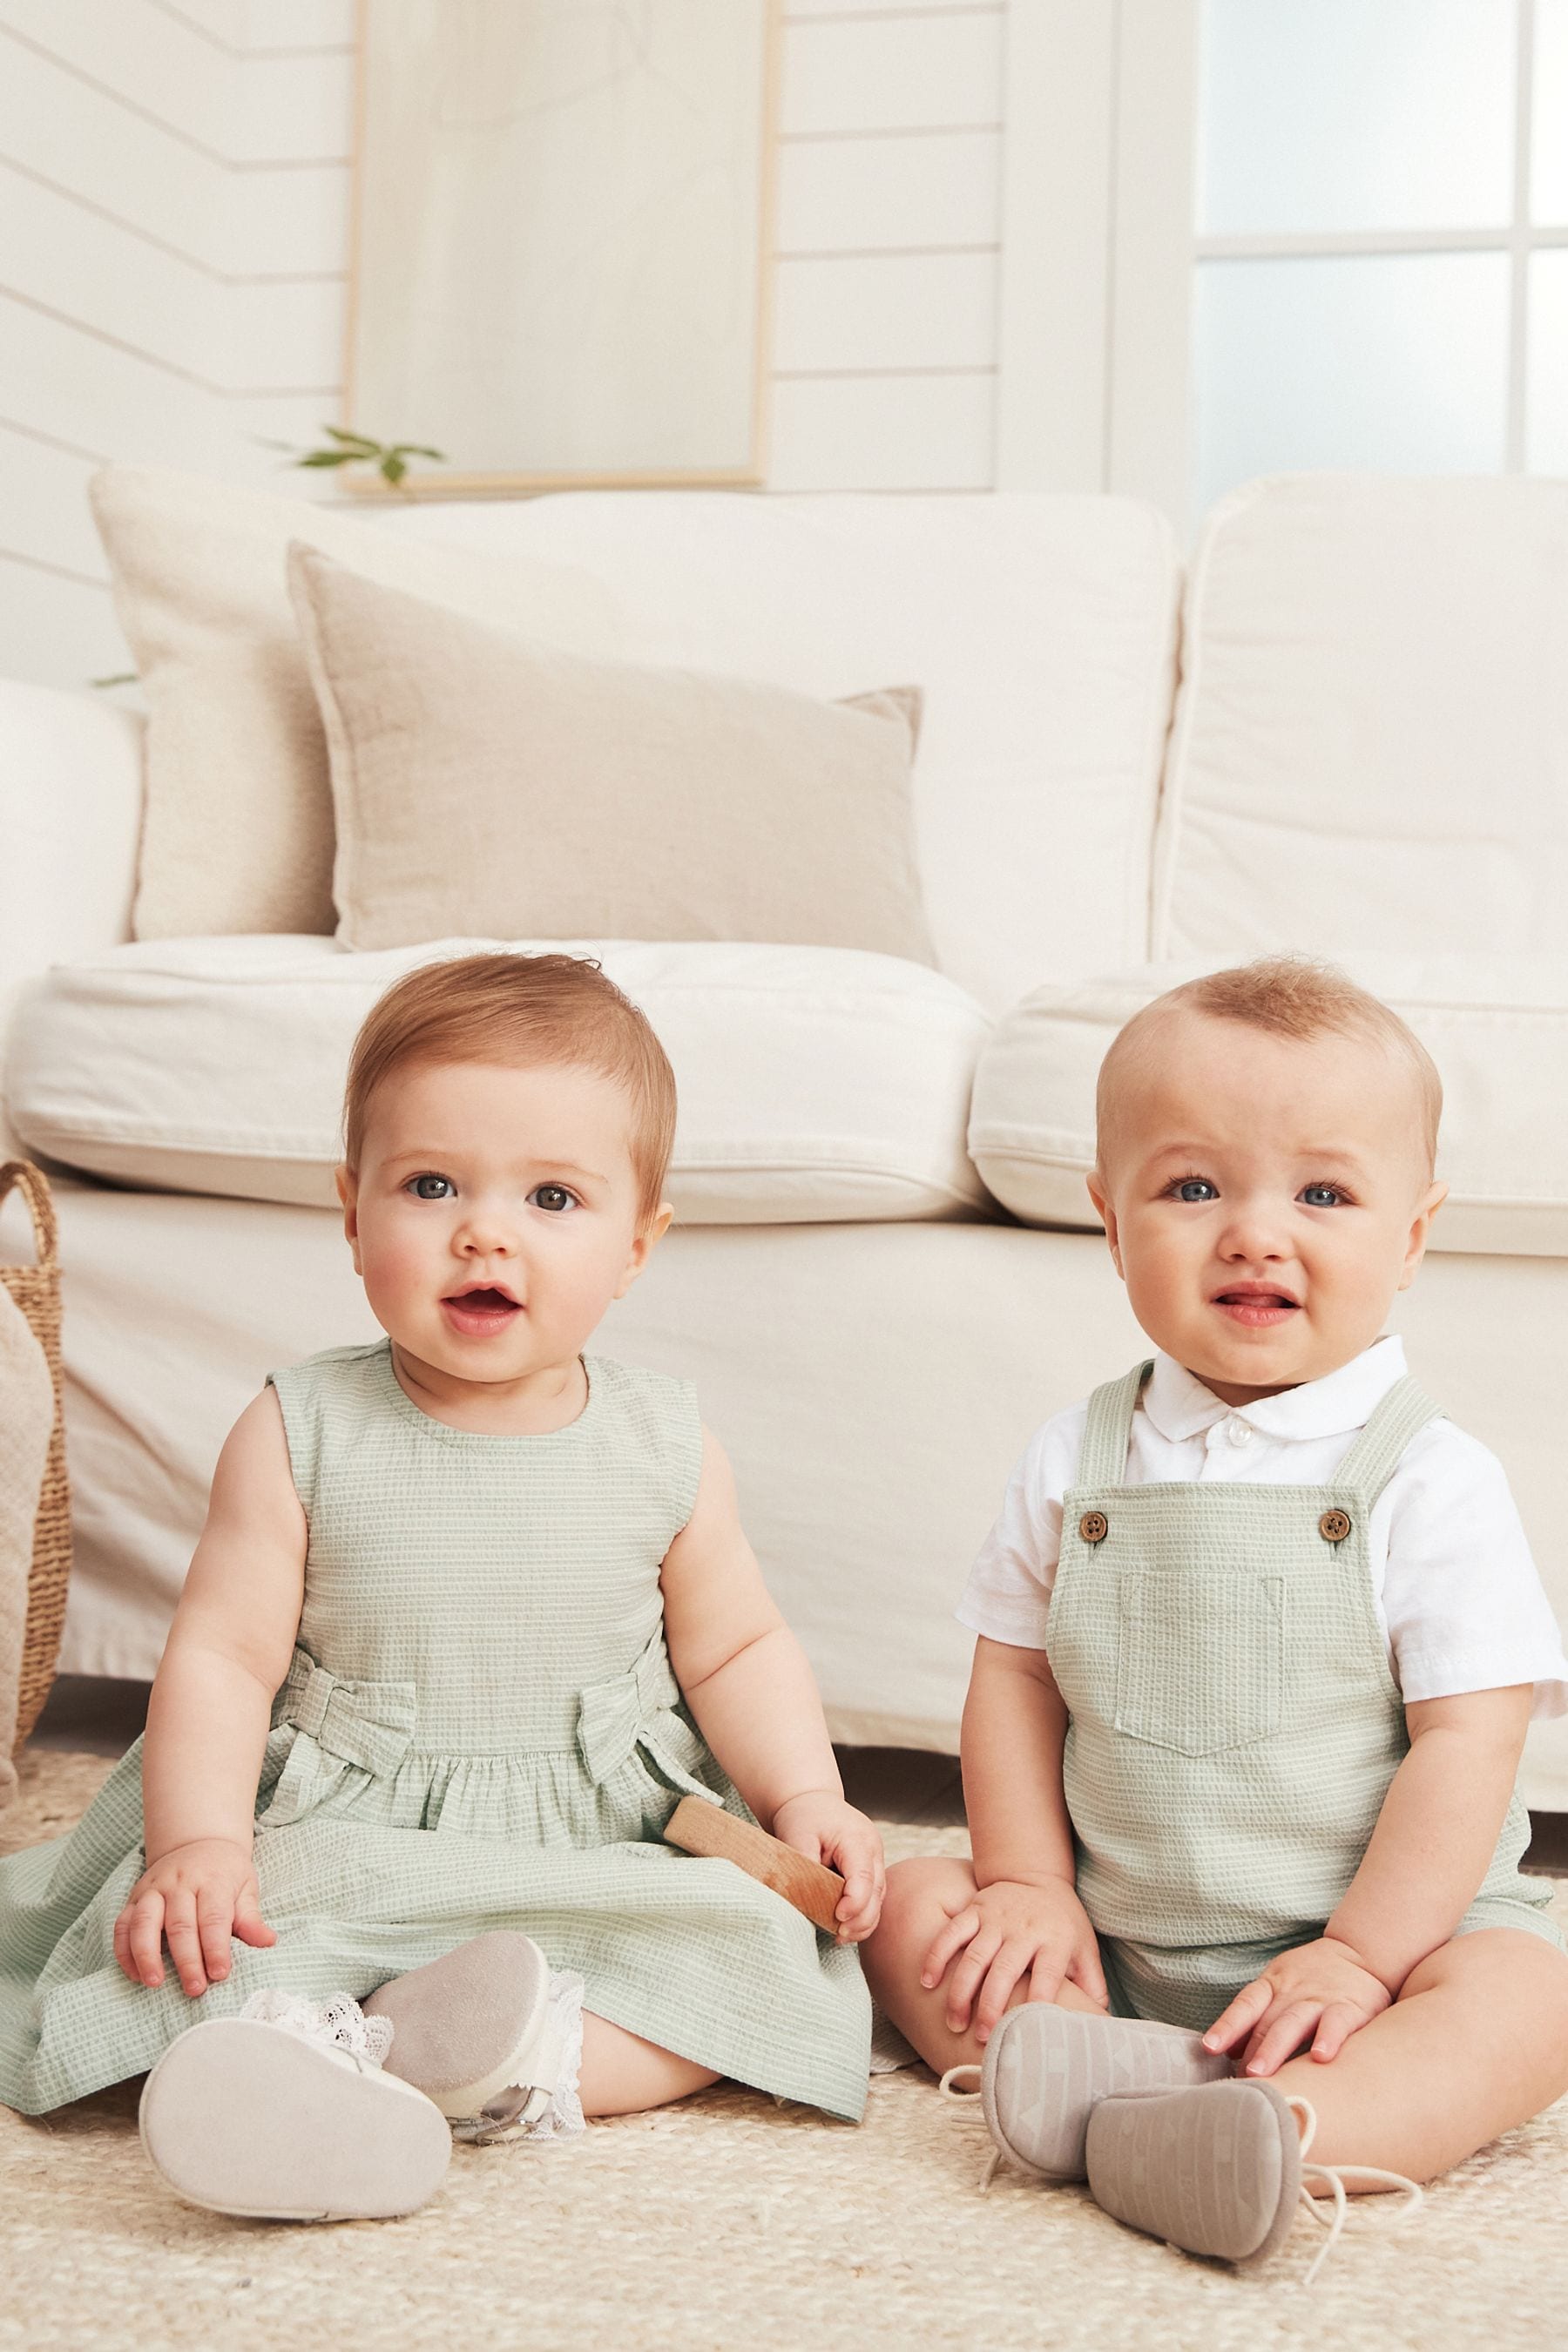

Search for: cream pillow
xmin=288 ymin=545 xmax=935 ymax=962
xmin=90 ymin=467 xmax=622 ymax=939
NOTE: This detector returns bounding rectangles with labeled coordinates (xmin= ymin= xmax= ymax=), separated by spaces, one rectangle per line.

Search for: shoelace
xmin=1290 ymin=2096 xmax=1424 ymax=2286
xmin=937 ymin=2062 xmax=1004 ymax=2189
xmin=936 ymin=2065 xmax=1423 ymax=2279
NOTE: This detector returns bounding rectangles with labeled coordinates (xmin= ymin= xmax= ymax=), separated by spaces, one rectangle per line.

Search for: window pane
xmin=1533 ymin=0 xmax=1568 ymax=223
xmin=1199 ymin=0 xmax=1516 ymax=234
xmin=1193 ymin=253 xmax=1511 ymax=515
xmin=1527 ymin=249 xmax=1568 ymax=471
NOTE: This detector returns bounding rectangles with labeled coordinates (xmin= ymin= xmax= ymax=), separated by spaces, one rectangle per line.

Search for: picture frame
xmin=343 ymin=0 xmax=781 ymax=497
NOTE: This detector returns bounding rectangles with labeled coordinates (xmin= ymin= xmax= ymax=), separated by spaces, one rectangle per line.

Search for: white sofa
xmin=4 ymin=474 xmax=1568 ymax=1804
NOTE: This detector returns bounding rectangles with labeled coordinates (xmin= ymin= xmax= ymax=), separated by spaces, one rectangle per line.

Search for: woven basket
xmin=1 ymin=1161 xmax=71 ymax=1749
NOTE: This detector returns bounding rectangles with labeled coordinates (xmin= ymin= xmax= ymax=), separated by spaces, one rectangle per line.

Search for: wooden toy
xmin=663 ymin=1794 xmax=846 ymax=1936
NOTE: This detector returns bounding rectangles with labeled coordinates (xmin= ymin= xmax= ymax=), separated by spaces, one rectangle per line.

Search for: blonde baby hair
xmin=1095 ymin=956 xmax=1443 ymax=1176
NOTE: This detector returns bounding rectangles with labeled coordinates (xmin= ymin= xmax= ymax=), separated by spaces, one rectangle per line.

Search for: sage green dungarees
xmin=1044 ymin=1362 xmax=1562 ymax=2035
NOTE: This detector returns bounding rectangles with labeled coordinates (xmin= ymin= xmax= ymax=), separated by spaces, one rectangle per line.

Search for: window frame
xmin=998 ymin=0 xmax=1566 ymax=531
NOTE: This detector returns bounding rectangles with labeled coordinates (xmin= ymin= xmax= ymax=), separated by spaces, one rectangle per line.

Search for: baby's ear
xmin=1085 ymin=1170 xmax=1123 ymax=1274
xmin=1398 ymin=1178 xmax=1448 ymax=1289
xmin=335 ymin=1164 xmax=363 ymax=1272
xmin=614 ymin=1200 xmax=672 ymax=1298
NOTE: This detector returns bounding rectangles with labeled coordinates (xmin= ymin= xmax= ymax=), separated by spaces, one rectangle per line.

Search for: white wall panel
xmin=769 ymin=369 xmax=994 ymax=489
xmin=781 ymin=11 xmax=1003 ymax=136
xmin=0 ymin=37 xmax=226 ymax=270
xmin=221 ymin=161 xmax=350 ymax=277
xmin=220 ymin=275 xmax=346 ymax=392
xmin=0 ymin=161 xmax=212 ymax=379
xmin=0 ymin=555 xmax=127 ymax=690
xmin=157 ymin=0 xmax=243 ymax=46
xmin=787 ymin=2 xmax=1001 ymax=16
xmin=0 ymin=428 xmax=109 ymax=578
xmin=777 ymin=128 xmax=1000 ymax=253
xmin=240 ymin=0 xmax=354 ymax=48
xmin=775 ymin=251 xmax=997 ymax=372
xmin=228 ymin=47 xmax=354 ymax=161
xmin=0 ymin=1 xmax=230 ymax=152
xmin=0 ymin=295 xmax=220 ymax=469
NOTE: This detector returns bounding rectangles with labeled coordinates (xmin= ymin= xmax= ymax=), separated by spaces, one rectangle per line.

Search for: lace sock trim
xmin=240 ymin=1989 xmax=394 ymax=2068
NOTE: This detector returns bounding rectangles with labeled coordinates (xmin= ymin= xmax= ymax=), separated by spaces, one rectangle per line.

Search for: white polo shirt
xmin=957 ymin=1335 xmax=1568 ymax=1720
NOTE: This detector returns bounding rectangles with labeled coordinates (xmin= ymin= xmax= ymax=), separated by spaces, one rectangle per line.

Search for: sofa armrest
xmin=0 ymin=681 xmax=142 ymax=1138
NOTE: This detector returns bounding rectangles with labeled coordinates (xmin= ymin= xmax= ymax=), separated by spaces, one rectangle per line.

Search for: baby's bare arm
xmin=143 ymin=1389 xmax=308 ymax=1859
xmin=660 ymin=1428 xmax=883 ymax=1936
xmin=116 ymin=1391 xmax=307 ymax=1995
xmin=1327 ymin=1684 xmax=1533 ymax=1987
xmin=1206 ymin=1684 xmax=1534 ymax=2074
xmin=915 ymin=1639 xmax=1105 ymax=2032
xmin=963 ymin=1636 xmax=1078 ymax=1889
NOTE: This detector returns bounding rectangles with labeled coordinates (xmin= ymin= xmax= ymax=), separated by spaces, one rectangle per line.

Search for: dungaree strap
xmin=1077 ymin=1361 xmax=1155 ymax=1490
xmin=1328 ymin=1375 xmax=1444 ymax=1502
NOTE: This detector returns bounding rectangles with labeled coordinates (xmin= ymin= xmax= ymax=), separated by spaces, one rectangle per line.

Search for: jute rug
xmin=4 ymin=1751 xmax=1568 ymax=2352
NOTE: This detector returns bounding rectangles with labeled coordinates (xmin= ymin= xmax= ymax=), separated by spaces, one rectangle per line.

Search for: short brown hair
xmin=343 ymin=952 xmax=677 ymax=1223
xmin=1096 ymin=956 xmax=1443 ymax=1173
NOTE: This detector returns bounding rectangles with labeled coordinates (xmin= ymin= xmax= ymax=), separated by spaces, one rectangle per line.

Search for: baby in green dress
xmin=867 ymin=957 xmax=1568 ymax=2276
xmin=0 ymin=952 xmax=882 ymax=2220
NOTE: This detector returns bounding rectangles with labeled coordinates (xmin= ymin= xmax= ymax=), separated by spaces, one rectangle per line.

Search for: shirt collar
xmin=1141 ymin=1335 xmax=1409 ymax=1445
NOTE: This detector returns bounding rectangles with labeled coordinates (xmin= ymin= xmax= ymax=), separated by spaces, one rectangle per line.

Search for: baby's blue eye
xmin=1301 ymin=1184 xmax=1342 ymax=1207
xmin=1174 ymin=1179 xmax=1217 ymax=1203
xmin=408 ymin=1174 xmax=454 ymax=1201
xmin=529 ymin=1185 xmax=577 ymax=1213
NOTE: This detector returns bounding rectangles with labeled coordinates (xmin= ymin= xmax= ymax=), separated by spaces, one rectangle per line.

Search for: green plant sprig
xmin=260 ymin=424 xmax=448 ymax=490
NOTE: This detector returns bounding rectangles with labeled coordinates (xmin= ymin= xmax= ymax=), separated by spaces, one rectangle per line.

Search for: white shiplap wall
xmin=1 ymin=0 xmax=1005 ymax=689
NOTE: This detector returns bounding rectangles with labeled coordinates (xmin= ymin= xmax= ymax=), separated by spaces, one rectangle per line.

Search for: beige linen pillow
xmin=90 ymin=467 xmax=621 ymax=939
xmin=288 ymin=544 xmax=935 ymax=963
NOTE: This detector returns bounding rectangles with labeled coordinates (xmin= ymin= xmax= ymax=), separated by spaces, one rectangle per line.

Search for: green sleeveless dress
xmin=0 ymin=1343 xmax=869 ymax=2119
xmin=1048 ymin=1362 xmax=1562 ymax=2034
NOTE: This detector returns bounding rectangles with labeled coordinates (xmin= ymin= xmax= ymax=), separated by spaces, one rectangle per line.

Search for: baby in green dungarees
xmin=867 ymin=956 xmax=1568 ymax=2274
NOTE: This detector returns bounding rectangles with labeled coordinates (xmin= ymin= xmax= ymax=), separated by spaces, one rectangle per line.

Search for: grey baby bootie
xmin=943 ymin=2003 xmax=1232 ymax=2184
xmin=365 ymin=1930 xmax=585 ymax=2142
xmin=1085 ymin=2078 xmax=1425 ymax=2280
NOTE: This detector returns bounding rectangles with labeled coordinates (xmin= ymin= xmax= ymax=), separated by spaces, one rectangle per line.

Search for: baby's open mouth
xmin=1212 ymin=1286 xmax=1300 ymax=1328
xmin=441 ymin=1285 xmax=523 ymax=1334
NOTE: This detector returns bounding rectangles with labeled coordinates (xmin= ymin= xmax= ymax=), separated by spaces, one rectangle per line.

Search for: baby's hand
xmin=1203 ymin=1936 xmax=1392 ymax=2075
xmin=923 ymin=1876 xmax=1107 ymax=2044
xmin=771 ymin=1792 xmax=886 ymax=1943
xmin=112 ymin=1837 xmax=276 ymax=1997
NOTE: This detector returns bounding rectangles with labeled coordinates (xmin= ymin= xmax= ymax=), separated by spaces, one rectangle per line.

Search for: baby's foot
xmin=950 ymin=2004 xmax=1232 ymax=2184
xmin=139 ymin=1994 xmax=450 ymax=2220
xmin=365 ymin=1931 xmax=585 ymax=2142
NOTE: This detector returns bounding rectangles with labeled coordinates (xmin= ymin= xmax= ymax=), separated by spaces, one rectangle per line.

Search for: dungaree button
xmin=1079 ymin=1511 xmax=1108 ymax=1544
xmin=1319 ymin=1508 xmax=1352 ymax=1544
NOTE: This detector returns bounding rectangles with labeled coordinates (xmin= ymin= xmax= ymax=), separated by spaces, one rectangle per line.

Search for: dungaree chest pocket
xmin=1113 ymin=1571 xmax=1285 ymax=1757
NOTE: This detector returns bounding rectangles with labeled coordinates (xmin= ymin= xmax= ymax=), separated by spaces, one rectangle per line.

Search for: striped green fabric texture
xmin=1049 ymin=1362 xmax=1562 ymax=2035
xmin=0 ymin=1343 xmax=869 ymax=2119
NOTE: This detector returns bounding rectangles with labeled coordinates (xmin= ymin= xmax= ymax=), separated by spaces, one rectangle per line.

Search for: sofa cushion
xmin=6 ymin=937 xmax=990 ymax=1223
xmin=91 ymin=467 xmax=622 ymax=940
xmin=363 ymin=489 xmax=1181 ymax=1010
xmin=289 ymin=546 xmax=934 ymax=963
xmin=969 ymin=957 xmax=1568 ymax=1256
xmin=1156 ymin=475 xmax=1568 ymax=963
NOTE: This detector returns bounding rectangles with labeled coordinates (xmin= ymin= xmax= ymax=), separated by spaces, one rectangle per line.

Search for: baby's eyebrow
xmin=382 ymin=1147 xmax=609 ymax=1183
